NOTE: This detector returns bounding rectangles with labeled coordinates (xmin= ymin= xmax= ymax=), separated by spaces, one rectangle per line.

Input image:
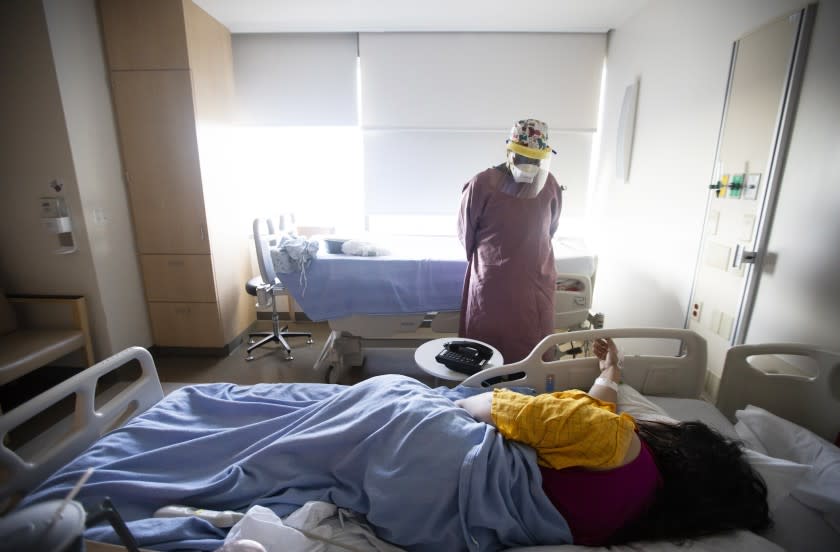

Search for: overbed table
xmin=414 ymin=337 xmax=504 ymax=383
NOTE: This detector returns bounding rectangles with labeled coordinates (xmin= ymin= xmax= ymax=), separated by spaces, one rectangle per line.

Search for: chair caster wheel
xmin=246 ymin=354 xmax=255 ymax=361
xmin=285 ymin=354 xmax=294 ymax=361
xmin=248 ymin=339 xmax=255 ymax=345
xmin=307 ymin=338 xmax=314 ymax=344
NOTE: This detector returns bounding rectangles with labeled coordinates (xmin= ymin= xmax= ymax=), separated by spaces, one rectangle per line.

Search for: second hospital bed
xmin=275 ymin=234 xmax=598 ymax=382
xmin=1 ymin=328 xmax=838 ymax=551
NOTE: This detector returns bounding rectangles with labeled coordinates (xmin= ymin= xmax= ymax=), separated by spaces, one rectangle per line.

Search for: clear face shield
xmin=503 ymin=151 xmax=551 ymax=199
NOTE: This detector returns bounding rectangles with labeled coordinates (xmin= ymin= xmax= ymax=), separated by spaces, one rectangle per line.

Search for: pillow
xmin=734 ymin=418 xmax=769 ymax=455
xmin=341 ymin=240 xmax=390 ymax=257
xmin=734 ymin=405 xmax=829 ymax=463
xmin=616 ymin=384 xmax=676 ymax=423
xmin=736 ymin=405 xmax=840 ymax=528
xmin=741 ymin=449 xmax=810 ymax=511
xmin=616 ymin=387 xmax=810 ymax=514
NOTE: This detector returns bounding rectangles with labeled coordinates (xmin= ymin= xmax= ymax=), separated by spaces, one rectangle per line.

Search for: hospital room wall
xmin=593 ymin=0 xmax=840 ymax=352
xmin=0 ymin=0 xmax=152 ymax=360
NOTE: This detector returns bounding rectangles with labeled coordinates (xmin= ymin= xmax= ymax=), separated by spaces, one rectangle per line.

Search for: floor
xmin=153 ymin=320 xmax=443 ymax=391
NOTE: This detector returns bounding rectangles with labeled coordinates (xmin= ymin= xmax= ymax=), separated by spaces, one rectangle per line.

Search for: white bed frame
xmin=717 ymin=342 xmax=840 ymax=442
xmin=2 ymin=329 xmax=838 ymax=544
xmin=314 ymin=272 xmax=596 ymax=383
xmin=0 ymin=347 xmax=163 ymax=512
xmin=462 ymin=327 xmax=706 ymax=397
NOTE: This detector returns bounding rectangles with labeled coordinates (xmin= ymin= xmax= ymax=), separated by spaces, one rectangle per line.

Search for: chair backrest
xmin=253 ymin=218 xmax=281 ymax=288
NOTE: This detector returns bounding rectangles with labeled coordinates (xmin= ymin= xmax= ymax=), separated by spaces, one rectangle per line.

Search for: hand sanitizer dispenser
xmin=40 ymin=197 xmax=77 ymax=254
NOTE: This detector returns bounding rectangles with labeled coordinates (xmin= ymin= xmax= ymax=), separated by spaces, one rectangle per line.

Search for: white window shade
xmin=364 ymin=131 xmax=592 ymax=218
xmin=360 ymin=32 xmax=604 ymax=224
xmin=232 ymin=33 xmax=358 ymax=126
xmin=359 ymin=32 xmax=605 ymax=130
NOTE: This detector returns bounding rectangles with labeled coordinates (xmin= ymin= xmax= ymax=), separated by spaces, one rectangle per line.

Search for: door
xmin=686 ymin=6 xmax=816 ymax=394
xmin=110 ymin=70 xmax=211 ymax=254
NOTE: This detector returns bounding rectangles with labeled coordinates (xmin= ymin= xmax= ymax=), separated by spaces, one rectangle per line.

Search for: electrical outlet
xmin=718 ymin=313 xmax=735 ymax=340
xmin=691 ymin=301 xmax=703 ymax=321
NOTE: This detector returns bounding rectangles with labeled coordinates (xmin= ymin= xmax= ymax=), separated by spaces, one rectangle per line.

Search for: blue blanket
xmin=22 ymin=375 xmax=571 ymax=551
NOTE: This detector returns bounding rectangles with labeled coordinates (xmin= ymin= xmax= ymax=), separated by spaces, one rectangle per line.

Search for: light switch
xmin=740 ymin=214 xmax=756 ymax=241
xmin=93 ymin=207 xmax=108 ymax=225
xmin=709 ymin=309 xmax=722 ymax=333
xmin=718 ymin=313 xmax=734 ymax=340
xmin=706 ymin=210 xmax=720 ymax=236
xmin=704 ymin=242 xmax=731 ymax=271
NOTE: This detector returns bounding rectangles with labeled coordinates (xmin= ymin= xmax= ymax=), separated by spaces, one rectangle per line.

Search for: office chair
xmin=245 ymin=218 xmax=313 ymax=361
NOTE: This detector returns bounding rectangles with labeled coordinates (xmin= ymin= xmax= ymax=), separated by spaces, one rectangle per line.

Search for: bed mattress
xmin=279 ymin=235 xmax=596 ymax=321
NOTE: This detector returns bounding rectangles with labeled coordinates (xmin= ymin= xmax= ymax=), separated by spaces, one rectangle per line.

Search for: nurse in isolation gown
xmin=457 ymin=119 xmax=563 ymax=363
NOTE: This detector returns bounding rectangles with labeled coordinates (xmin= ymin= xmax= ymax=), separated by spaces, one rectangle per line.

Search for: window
xmin=231 ymin=33 xmax=363 ymax=234
xmin=231 ymin=125 xmax=364 ymax=234
xmin=230 ymin=32 xmax=607 ymax=238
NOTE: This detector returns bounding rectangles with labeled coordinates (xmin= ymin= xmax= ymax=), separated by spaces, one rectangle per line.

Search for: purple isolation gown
xmin=457 ymin=166 xmax=563 ymax=363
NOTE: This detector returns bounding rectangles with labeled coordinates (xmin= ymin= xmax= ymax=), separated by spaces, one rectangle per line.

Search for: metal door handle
xmin=732 ymin=244 xmax=758 ymax=268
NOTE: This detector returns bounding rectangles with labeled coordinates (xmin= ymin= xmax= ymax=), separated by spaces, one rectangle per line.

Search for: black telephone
xmin=435 ymin=340 xmax=494 ymax=375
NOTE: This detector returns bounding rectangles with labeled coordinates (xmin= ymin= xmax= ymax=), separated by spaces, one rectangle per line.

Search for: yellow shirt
xmin=491 ymin=389 xmax=636 ymax=470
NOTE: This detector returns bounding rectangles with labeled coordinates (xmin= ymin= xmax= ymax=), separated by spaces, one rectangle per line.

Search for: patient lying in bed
xmin=21 ymin=341 xmax=769 ymax=551
xmin=456 ymin=338 xmax=770 ymax=546
xmin=24 ymin=375 xmax=567 ymax=551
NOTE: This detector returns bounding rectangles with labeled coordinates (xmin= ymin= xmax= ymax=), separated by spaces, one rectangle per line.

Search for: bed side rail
xmin=717 ymin=343 xmax=840 ymax=443
xmin=461 ymin=328 xmax=706 ymax=398
xmin=0 ymin=346 xmax=164 ymax=509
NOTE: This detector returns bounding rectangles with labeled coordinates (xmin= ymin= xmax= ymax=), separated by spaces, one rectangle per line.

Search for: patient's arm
xmin=454 ymin=393 xmax=495 ymax=425
xmin=457 ymin=338 xmax=622 ymax=426
xmin=588 ymin=338 xmax=622 ymax=404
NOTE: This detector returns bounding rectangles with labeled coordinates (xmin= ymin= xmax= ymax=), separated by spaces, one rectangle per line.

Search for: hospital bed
xmin=277 ymin=234 xmax=598 ymax=382
xmin=1 ymin=328 xmax=838 ymax=551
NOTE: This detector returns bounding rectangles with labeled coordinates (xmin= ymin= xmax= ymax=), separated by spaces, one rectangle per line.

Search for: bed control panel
xmin=435 ymin=340 xmax=493 ymax=375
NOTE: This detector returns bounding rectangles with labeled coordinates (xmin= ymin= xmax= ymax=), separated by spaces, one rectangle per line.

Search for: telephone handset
xmin=435 ymin=340 xmax=494 ymax=375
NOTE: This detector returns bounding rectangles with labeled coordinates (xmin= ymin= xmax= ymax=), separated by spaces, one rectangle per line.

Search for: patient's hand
xmin=454 ymin=392 xmax=495 ymax=425
xmin=593 ymin=338 xmax=622 ymax=372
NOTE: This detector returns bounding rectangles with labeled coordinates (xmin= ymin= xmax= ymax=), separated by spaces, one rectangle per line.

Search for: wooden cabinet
xmin=148 ymin=302 xmax=224 ymax=348
xmin=139 ymin=255 xmax=216 ymax=302
xmin=97 ymin=0 xmax=190 ymax=70
xmin=99 ymin=0 xmax=251 ymax=351
xmin=109 ymin=70 xmax=209 ymax=254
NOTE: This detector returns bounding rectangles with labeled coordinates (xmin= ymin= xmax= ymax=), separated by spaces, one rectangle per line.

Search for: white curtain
xmin=232 ymin=33 xmax=358 ymax=126
xmin=358 ymin=32 xmax=606 ymax=220
xmin=230 ymin=33 xmax=363 ymax=232
xmin=229 ymin=32 xmax=605 ymax=231
xmin=363 ymin=130 xmax=592 ymax=219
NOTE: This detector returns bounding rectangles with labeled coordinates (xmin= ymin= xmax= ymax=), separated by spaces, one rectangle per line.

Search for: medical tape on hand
xmin=594 ymin=377 xmax=619 ymax=392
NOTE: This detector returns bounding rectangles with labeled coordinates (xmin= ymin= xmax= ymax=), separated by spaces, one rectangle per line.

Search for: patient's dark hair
xmin=616 ymin=420 xmax=771 ymax=544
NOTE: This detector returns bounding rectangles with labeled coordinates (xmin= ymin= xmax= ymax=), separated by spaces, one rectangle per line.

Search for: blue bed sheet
xmin=22 ymin=376 xmax=571 ymax=551
xmin=276 ymin=235 xmax=597 ymax=322
xmin=278 ymin=240 xmax=467 ymax=321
